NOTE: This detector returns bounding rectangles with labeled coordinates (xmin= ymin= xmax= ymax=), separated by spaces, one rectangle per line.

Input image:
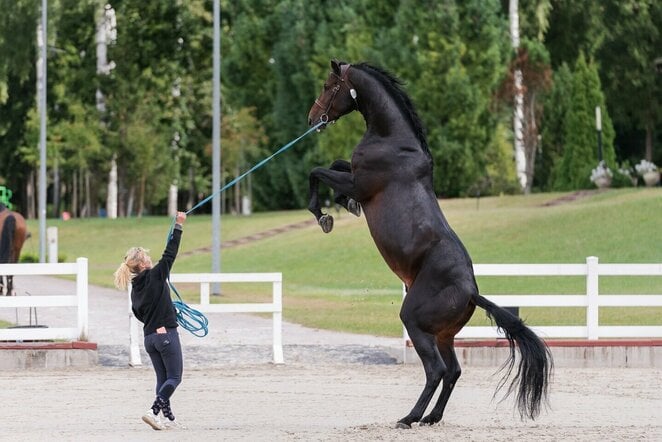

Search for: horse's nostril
xmin=308 ymin=118 xmax=312 ymax=126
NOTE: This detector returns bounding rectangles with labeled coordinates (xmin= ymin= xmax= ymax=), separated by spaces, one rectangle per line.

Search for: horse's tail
xmin=0 ymin=214 xmax=16 ymax=263
xmin=472 ymin=292 xmax=552 ymax=420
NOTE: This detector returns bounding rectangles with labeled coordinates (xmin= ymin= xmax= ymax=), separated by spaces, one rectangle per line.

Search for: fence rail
xmin=0 ymin=258 xmax=89 ymax=341
xmin=128 ymin=272 xmax=283 ymax=366
xmin=403 ymin=257 xmax=662 ymax=343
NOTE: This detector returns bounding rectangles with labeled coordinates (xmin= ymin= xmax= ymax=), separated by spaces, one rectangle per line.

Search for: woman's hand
xmin=176 ymin=211 xmax=187 ymax=225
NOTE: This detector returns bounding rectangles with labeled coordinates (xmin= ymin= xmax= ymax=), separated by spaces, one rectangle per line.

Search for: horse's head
xmin=308 ymin=59 xmax=358 ymax=130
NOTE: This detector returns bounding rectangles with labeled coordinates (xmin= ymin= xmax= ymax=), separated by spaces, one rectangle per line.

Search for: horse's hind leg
xmin=420 ymin=339 xmax=461 ymax=425
xmin=396 ymin=323 xmax=446 ymax=428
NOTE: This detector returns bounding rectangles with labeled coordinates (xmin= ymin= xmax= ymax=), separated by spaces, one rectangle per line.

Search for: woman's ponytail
xmin=114 ymin=247 xmax=149 ymax=291
xmin=113 ymin=262 xmax=132 ymax=291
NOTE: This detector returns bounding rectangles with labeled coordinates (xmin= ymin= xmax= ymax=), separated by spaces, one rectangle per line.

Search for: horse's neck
xmin=353 ymin=72 xmax=416 ymax=141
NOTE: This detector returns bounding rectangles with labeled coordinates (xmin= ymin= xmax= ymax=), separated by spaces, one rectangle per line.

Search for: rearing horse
xmin=307 ymin=60 xmax=552 ymax=428
xmin=0 ymin=203 xmax=28 ymax=295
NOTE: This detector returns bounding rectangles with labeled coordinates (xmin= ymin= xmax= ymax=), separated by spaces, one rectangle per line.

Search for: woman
xmin=114 ymin=211 xmax=187 ymax=431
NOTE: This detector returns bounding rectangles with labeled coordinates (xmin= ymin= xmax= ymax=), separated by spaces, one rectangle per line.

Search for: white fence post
xmin=76 ymin=257 xmax=88 ymax=341
xmin=127 ymin=283 xmax=143 ymax=366
xmin=47 ymin=226 xmax=58 ymax=264
xmin=272 ymin=276 xmax=284 ymax=364
xmin=200 ymin=282 xmax=210 ymax=306
xmin=586 ymin=256 xmax=599 ymax=340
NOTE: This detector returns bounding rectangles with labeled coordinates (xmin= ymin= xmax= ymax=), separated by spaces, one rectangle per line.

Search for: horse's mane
xmin=352 ymin=62 xmax=431 ymax=161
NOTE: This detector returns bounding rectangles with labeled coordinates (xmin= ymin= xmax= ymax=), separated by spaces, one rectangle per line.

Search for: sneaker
xmin=162 ymin=417 xmax=188 ymax=430
xmin=142 ymin=410 xmax=166 ymax=430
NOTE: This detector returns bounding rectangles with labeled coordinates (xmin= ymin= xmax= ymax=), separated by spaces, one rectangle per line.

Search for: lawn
xmin=22 ymin=188 xmax=662 ymax=336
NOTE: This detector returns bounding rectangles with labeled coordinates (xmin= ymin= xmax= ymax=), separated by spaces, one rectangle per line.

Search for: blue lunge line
xmin=168 ymin=121 xmax=323 ymax=337
xmin=185 ymin=121 xmax=323 ymax=215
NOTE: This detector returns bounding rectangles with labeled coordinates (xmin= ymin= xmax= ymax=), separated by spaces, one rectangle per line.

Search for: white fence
xmin=129 ymin=272 xmax=283 ymax=366
xmin=404 ymin=256 xmax=662 ymax=343
xmin=0 ymin=258 xmax=89 ymax=341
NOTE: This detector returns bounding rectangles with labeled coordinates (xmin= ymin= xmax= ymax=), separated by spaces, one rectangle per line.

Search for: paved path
xmin=2 ymin=275 xmax=403 ymax=367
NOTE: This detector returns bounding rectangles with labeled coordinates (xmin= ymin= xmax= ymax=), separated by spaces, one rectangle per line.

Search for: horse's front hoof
xmin=395 ymin=421 xmax=411 ymax=430
xmin=319 ymin=214 xmax=334 ymax=233
xmin=347 ymin=199 xmax=361 ymax=217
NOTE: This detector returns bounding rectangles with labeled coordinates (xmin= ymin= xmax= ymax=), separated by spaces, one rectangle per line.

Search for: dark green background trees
xmin=1 ymin=0 xmax=660 ymax=217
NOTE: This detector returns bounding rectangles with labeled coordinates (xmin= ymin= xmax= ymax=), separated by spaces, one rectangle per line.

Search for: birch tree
xmin=96 ymin=3 xmax=117 ymax=218
xmin=509 ymin=0 xmax=527 ymax=192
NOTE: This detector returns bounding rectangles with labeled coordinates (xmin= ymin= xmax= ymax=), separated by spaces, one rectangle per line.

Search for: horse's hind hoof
xmin=347 ymin=199 xmax=361 ymax=217
xmin=319 ymin=214 xmax=334 ymax=233
xmin=395 ymin=422 xmax=411 ymax=430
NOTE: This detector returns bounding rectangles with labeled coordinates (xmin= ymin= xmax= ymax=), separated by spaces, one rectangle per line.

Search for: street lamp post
xmin=38 ymin=0 xmax=48 ymax=263
xmin=211 ymin=0 xmax=222 ymax=294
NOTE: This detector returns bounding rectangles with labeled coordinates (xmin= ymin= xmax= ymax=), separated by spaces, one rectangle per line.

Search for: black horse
xmin=0 ymin=203 xmax=28 ymax=296
xmin=307 ymin=60 xmax=552 ymax=428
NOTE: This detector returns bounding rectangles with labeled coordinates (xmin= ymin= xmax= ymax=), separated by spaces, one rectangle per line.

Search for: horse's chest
xmin=351 ymin=150 xmax=401 ymax=197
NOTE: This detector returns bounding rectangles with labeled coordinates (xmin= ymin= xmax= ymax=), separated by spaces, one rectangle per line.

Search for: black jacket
xmin=131 ymin=226 xmax=182 ymax=335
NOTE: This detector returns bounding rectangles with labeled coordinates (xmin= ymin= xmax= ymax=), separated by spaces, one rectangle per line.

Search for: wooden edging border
xmin=454 ymin=339 xmax=662 ymax=348
xmin=0 ymin=341 xmax=97 ymax=350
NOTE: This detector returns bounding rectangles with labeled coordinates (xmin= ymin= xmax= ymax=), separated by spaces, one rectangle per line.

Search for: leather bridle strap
xmin=314 ymin=64 xmax=357 ymax=123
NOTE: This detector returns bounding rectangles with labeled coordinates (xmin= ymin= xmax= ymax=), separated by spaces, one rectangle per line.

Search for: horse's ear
xmin=330 ymin=59 xmax=341 ymax=75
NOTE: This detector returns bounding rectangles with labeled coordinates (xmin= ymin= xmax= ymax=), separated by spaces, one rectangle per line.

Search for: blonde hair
xmin=113 ymin=247 xmax=150 ymax=290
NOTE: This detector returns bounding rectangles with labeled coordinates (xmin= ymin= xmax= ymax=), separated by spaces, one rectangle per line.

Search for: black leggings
xmin=144 ymin=327 xmax=182 ymax=400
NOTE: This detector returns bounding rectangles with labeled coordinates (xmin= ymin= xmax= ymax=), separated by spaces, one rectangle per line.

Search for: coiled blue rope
xmin=167 ymin=121 xmax=323 ymax=337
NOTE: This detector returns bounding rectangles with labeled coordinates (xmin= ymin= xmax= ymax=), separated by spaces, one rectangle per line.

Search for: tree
xmin=104 ymin=1 xmax=212 ymax=216
xmin=498 ymin=40 xmax=552 ymax=193
xmin=0 ymin=0 xmax=40 ymax=212
xmin=537 ymin=63 xmax=573 ymax=189
xmin=220 ymin=106 xmax=267 ymax=213
xmin=380 ymin=0 xmax=510 ymax=196
xmin=509 ymin=0 xmax=527 ymax=191
xmin=554 ymin=53 xmax=615 ymax=190
xmin=597 ymin=0 xmax=661 ymax=162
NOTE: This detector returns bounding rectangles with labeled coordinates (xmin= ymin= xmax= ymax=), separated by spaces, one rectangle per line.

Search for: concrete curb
xmin=0 ymin=341 xmax=98 ymax=369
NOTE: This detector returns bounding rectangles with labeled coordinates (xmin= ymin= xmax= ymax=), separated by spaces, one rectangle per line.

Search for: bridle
xmin=313 ymin=64 xmax=358 ymax=124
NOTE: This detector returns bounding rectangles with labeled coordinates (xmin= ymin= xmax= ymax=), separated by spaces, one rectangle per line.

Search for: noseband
xmin=314 ymin=64 xmax=358 ymax=123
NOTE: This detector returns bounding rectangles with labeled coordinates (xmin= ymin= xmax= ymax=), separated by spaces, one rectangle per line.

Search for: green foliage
xmin=537 ymin=63 xmax=573 ymax=190
xmin=484 ymin=123 xmax=519 ymax=194
xmin=544 ymin=0 xmax=605 ymax=68
xmin=383 ymin=0 xmax=510 ymax=196
xmin=553 ymin=53 xmax=615 ymax=190
xmin=19 ymin=251 xmax=39 ymax=263
xmin=0 ymin=0 xmax=659 ymax=215
xmin=597 ymin=0 xmax=661 ymax=161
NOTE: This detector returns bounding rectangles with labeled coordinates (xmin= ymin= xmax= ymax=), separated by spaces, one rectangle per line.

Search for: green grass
xmin=23 ymin=188 xmax=662 ymax=336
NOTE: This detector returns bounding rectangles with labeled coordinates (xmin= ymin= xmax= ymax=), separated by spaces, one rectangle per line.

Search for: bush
xmin=612 ymin=162 xmax=637 ymax=188
xmin=19 ymin=252 xmax=39 ymax=263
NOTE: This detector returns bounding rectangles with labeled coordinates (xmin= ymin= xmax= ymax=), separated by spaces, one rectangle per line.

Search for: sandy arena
xmin=2 ymin=276 xmax=661 ymax=440
xmin=1 ymin=364 xmax=661 ymax=441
